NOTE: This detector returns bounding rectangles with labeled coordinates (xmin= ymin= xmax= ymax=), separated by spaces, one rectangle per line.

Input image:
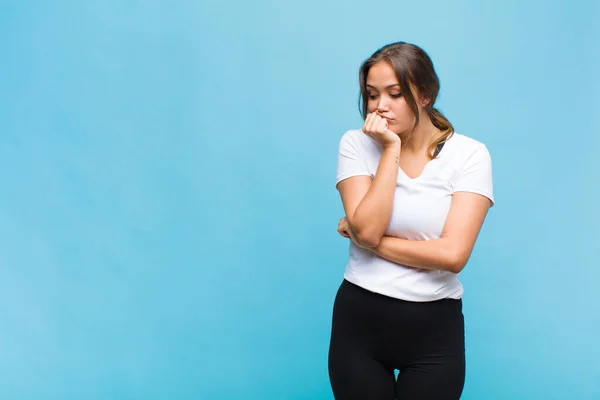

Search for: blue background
xmin=1 ymin=1 xmax=599 ymax=399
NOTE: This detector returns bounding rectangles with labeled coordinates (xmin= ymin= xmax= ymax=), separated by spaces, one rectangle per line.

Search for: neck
xmin=399 ymin=116 xmax=439 ymax=154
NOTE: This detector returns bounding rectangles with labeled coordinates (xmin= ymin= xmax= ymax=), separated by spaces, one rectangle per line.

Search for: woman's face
xmin=366 ymin=61 xmax=421 ymax=135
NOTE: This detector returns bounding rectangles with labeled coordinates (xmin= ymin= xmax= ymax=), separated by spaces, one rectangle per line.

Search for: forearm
xmin=350 ymin=145 xmax=400 ymax=246
xmin=371 ymin=236 xmax=467 ymax=273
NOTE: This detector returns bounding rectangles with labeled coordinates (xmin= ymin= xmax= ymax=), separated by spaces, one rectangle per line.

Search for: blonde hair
xmin=425 ymin=106 xmax=454 ymax=159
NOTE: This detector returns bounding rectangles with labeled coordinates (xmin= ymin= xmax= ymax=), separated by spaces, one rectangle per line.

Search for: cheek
xmin=393 ymin=102 xmax=414 ymax=118
xmin=367 ymin=100 xmax=377 ymax=113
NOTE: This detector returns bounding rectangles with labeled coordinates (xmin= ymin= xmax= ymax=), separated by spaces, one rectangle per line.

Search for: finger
xmin=342 ymin=224 xmax=353 ymax=237
xmin=374 ymin=114 xmax=388 ymax=132
xmin=376 ymin=116 xmax=388 ymax=133
xmin=368 ymin=114 xmax=380 ymax=133
xmin=338 ymin=228 xmax=350 ymax=238
xmin=362 ymin=113 xmax=372 ymax=133
xmin=373 ymin=116 xmax=390 ymax=137
xmin=364 ymin=112 xmax=376 ymax=133
xmin=370 ymin=113 xmax=381 ymax=133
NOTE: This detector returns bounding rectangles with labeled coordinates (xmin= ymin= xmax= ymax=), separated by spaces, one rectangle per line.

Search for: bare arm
xmin=337 ymin=143 xmax=400 ymax=248
xmin=336 ymin=113 xmax=403 ymax=248
xmin=370 ymin=192 xmax=491 ymax=273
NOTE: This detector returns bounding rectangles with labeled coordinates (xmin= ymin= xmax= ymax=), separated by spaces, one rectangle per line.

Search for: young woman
xmin=329 ymin=42 xmax=494 ymax=399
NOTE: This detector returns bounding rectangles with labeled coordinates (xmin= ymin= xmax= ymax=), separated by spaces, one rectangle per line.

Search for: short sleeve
xmin=336 ymin=131 xmax=371 ymax=186
xmin=454 ymin=144 xmax=495 ymax=206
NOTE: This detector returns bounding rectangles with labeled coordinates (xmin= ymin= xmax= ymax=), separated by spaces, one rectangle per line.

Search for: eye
xmin=368 ymin=93 xmax=378 ymax=100
xmin=390 ymin=93 xmax=403 ymax=98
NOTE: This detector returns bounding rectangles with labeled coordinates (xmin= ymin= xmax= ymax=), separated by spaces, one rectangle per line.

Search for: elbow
xmin=357 ymin=236 xmax=380 ymax=248
xmin=354 ymin=228 xmax=382 ymax=248
xmin=445 ymin=251 xmax=469 ymax=274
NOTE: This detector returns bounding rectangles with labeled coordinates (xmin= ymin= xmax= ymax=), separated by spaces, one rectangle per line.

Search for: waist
xmin=344 ymin=257 xmax=463 ymax=302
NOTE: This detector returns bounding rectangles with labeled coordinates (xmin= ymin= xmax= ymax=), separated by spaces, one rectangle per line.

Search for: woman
xmin=329 ymin=42 xmax=494 ymax=399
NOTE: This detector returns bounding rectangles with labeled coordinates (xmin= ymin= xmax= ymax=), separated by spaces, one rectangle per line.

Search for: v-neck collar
xmin=398 ymin=135 xmax=452 ymax=181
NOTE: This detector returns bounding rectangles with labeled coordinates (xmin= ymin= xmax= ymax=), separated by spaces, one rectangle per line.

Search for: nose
xmin=376 ymin=96 xmax=391 ymax=113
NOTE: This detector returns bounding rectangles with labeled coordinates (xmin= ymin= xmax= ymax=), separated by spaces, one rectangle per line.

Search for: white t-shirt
xmin=336 ymin=129 xmax=494 ymax=302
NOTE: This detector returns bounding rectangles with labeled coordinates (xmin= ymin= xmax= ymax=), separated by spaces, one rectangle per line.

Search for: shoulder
xmin=447 ymin=132 xmax=491 ymax=160
xmin=339 ymin=129 xmax=365 ymax=144
xmin=449 ymin=132 xmax=488 ymax=151
xmin=338 ymin=129 xmax=379 ymax=152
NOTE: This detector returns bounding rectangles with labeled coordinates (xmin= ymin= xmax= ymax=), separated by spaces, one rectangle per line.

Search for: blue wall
xmin=1 ymin=1 xmax=598 ymax=398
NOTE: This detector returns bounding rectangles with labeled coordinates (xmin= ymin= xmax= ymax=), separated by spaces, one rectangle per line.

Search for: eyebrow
xmin=366 ymin=84 xmax=401 ymax=89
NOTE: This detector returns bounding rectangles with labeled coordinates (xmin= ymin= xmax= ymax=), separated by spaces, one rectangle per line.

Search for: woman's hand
xmin=362 ymin=112 xmax=401 ymax=148
xmin=337 ymin=217 xmax=369 ymax=249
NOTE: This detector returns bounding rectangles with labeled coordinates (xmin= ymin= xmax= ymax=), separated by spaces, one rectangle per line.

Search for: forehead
xmin=366 ymin=62 xmax=399 ymax=88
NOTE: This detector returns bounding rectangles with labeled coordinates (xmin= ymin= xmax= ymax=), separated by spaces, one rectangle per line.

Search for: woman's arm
xmin=370 ymin=192 xmax=492 ymax=273
xmin=337 ymin=143 xmax=400 ymax=248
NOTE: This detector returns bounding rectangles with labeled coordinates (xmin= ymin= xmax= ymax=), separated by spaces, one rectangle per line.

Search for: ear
xmin=411 ymin=87 xmax=430 ymax=108
xmin=418 ymin=96 xmax=431 ymax=108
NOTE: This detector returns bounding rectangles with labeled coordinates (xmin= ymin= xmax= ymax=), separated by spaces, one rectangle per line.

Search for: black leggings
xmin=328 ymin=279 xmax=465 ymax=400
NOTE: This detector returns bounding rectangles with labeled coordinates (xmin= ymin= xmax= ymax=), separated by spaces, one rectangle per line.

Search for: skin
xmin=336 ymin=61 xmax=491 ymax=273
